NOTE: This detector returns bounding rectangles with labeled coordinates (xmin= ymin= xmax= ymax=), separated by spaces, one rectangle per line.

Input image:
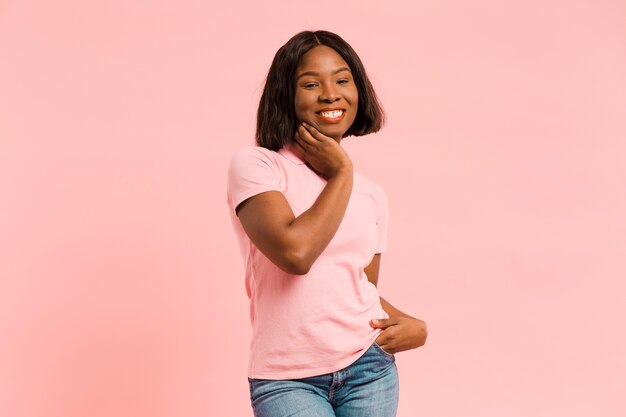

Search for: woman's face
xmin=294 ymin=46 xmax=358 ymax=142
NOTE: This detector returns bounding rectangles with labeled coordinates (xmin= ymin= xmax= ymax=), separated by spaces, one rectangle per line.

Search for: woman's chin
xmin=316 ymin=125 xmax=346 ymax=141
xmin=298 ymin=119 xmax=347 ymax=142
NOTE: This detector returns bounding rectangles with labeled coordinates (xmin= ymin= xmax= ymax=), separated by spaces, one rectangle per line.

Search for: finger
xmin=294 ymin=132 xmax=314 ymax=155
xmin=374 ymin=332 xmax=393 ymax=352
xmin=292 ymin=140 xmax=307 ymax=156
xmin=301 ymin=122 xmax=329 ymax=142
xmin=296 ymin=124 xmax=319 ymax=146
xmin=378 ymin=343 xmax=395 ymax=355
xmin=293 ymin=129 xmax=307 ymax=146
xmin=370 ymin=318 xmax=397 ymax=329
xmin=376 ymin=339 xmax=391 ymax=351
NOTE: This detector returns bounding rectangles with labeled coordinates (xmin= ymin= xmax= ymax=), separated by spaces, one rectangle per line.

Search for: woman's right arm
xmin=236 ymin=123 xmax=353 ymax=275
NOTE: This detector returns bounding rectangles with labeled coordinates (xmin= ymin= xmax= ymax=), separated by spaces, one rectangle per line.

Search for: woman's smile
xmin=317 ymin=108 xmax=346 ymax=123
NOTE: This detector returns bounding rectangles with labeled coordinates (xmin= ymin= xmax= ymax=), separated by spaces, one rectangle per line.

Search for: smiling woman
xmin=294 ymin=46 xmax=358 ymax=140
xmin=255 ymin=31 xmax=384 ymax=152
xmin=226 ymin=30 xmax=427 ymax=417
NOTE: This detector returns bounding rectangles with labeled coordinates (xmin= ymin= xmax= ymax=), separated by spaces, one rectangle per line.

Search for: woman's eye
xmin=303 ymin=83 xmax=318 ymax=89
xmin=337 ymin=79 xmax=349 ymax=85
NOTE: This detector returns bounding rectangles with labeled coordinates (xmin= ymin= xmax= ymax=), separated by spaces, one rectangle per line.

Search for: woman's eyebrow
xmin=296 ymin=67 xmax=351 ymax=80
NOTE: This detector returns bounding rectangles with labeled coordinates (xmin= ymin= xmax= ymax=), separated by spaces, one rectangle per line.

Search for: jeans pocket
xmin=372 ymin=341 xmax=395 ymax=358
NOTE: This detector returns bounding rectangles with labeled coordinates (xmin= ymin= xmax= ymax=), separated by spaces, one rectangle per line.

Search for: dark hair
xmin=256 ymin=30 xmax=385 ymax=151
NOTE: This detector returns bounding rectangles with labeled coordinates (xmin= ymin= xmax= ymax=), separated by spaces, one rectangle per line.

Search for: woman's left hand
xmin=370 ymin=317 xmax=428 ymax=354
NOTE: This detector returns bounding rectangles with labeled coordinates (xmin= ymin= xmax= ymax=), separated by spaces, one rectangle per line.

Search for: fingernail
xmin=371 ymin=319 xmax=380 ymax=325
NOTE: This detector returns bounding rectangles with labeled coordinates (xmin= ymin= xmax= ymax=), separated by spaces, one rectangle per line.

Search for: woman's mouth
xmin=316 ymin=109 xmax=345 ymax=123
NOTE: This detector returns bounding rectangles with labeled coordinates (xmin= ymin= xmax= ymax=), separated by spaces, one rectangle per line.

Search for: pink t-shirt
xmin=226 ymin=145 xmax=389 ymax=379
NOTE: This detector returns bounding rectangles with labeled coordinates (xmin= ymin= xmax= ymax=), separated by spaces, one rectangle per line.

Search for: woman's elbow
xmin=279 ymin=250 xmax=314 ymax=275
xmin=417 ymin=319 xmax=428 ymax=347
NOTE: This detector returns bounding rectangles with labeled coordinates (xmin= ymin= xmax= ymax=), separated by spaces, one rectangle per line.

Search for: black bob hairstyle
xmin=256 ymin=30 xmax=385 ymax=151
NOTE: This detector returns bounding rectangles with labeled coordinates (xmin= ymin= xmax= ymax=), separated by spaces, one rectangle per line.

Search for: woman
xmin=227 ymin=30 xmax=427 ymax=417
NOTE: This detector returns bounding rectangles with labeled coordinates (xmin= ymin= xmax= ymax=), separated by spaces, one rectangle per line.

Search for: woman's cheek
xmin=294 ymin=106 xmax=307 ymax=124
xmin=294 ymin=109 xmax=316 ymax=127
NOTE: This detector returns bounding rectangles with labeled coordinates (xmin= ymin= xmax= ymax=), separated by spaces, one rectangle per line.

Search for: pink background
xmin=2 ymin=1 xmax=625 ymax=416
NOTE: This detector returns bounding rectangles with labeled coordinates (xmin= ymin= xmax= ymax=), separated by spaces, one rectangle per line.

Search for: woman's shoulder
xmin=231 ymin=145 xmax=278 ymax=161
xmin=226 ymin=146 xmax=284 ymax=208
xmin=354 ymin=173 xmax=389 ymax=219
xmin=229 ymin=145 xmax=281 ymax=171
xmin=354 ymin=172 xmax=386 ymax=195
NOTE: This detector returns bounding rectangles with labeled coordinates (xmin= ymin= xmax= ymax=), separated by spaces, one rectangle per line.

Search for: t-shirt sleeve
xmin=226 ymin=147 xmax=282 ymax=214
xmin=374 ymin=185 xmax=389 ymax=253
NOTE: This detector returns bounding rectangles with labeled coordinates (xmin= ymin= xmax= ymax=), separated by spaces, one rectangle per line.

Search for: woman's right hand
xmin=293 ymin=122 xmax=352 ymax=179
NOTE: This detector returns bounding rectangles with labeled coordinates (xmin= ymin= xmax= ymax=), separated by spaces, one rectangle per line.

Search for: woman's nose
xmin=319 ymin=84 xmax=340 ymax=102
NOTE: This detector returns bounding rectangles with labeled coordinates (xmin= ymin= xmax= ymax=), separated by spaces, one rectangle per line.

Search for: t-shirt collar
xmin=278 ymin=144 xmax=306 ymax=165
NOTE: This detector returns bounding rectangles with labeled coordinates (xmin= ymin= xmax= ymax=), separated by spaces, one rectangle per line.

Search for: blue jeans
xmin=248 ymin=341 xmax=399 ymax=417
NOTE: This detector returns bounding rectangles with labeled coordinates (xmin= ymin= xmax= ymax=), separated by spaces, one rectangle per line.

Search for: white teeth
xmin=320 ymin=110 xmax=344 ymax=118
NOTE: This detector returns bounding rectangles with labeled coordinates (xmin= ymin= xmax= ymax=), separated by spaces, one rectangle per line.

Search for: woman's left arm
xmin=365 ymin=254 xmax=428 ymax=354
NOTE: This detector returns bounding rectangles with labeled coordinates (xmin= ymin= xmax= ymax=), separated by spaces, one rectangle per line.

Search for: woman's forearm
xmin=380 ymin=296 xmax=416 ymax=320
xmin=284 ymin=167 xmax=353 ymax=273
xmin=237 ymin=165 xmax=353 ymax=276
